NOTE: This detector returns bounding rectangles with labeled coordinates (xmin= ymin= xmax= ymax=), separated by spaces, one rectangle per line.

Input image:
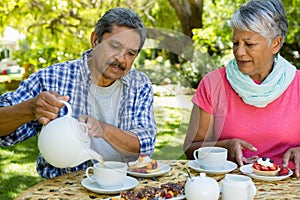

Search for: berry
xmin=165 ymin=193 xmax=173 ymax=199
xmin=253 ymin=163 xmax=261 ymax=170
xmin=168 ymin=191 xmax=174 ymax=197
xmin=260 ymin=166 xmax=269 ymax=171
xmin=279 ymin=167 xmax=289 ymax=176
xmin=268 ymin=165 xmax=277 ymax=171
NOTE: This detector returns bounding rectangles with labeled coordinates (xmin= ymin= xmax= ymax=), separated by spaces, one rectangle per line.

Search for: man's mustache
xmin=106 ymin=60 xmax=126 ymax=71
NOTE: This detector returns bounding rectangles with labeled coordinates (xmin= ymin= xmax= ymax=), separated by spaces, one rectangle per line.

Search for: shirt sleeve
xmin=192 ymin=76 xmax=213 ymax=114
xmin=192 ymin=68 xmax=226 ymax=115
xmin=120 ymin=70 xmax=157 ymax=157
xmin=132 ymin=82 xmax=157 ymax=156
xmin=0 ymin=74 xmax=43 ymax=146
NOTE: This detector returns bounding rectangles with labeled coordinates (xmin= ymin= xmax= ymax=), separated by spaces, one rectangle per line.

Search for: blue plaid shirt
xmin=0 ymin=50 xmax=157 ymax=179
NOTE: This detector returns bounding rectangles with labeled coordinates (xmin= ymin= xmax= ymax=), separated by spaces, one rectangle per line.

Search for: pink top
xmin=192 ymin=67 xmax=300 ymax=169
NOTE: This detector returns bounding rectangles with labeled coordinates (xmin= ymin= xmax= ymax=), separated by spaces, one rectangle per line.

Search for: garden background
xmin=0 ymin=0 xmax=299 ymax=199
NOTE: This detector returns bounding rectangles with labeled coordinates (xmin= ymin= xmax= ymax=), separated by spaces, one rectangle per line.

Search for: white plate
xmin=240 ymin=164 xmax=293 ymax=182
xmin=81 ymin=176 xmax=138 ymax=194
xmin=104 ymin=194 xmax=185 ymax=200
xmin=127 ymin=162 xmax=171 ymax=177
xmin=188 ymin=160 xmax=238 ymax=174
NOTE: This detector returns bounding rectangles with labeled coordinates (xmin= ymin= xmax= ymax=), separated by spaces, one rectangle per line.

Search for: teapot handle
xmin=79 ymin=122 xmax=88 ymax=133
xmin=59 ymin=100 xmax=72 ymax=117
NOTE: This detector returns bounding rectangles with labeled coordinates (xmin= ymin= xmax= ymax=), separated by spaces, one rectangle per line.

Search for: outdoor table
xmin=16 ymin=160 xmax=300 ymax=200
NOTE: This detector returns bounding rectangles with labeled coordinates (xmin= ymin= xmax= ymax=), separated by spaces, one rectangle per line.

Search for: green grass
xmin=0 ymin=95 xmax=192 ymax=200
xmin=0 ymin=136 xmax=44 ymax=200
xmin=152 ymin=106 xmax=190 ymax=160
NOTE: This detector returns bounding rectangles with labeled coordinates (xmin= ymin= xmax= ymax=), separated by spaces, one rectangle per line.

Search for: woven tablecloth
xmin=15 ymin=160 xmax=300 ymax=200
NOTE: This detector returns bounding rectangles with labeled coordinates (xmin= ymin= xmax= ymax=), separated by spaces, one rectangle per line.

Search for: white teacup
xmin=220 ymin=174 xmax=256 ymax=200
xmin=193 ymin=147 xmax=227 ymax=170
xmin=85 ymin=161 xmax=128 ymax=189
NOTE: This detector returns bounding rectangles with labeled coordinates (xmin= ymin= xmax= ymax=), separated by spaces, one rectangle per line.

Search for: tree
xmin=167 ymin=0 xmax=203 ymax=37
xmin=191 ymin=0 xmax=300 ymax=88
xmin=1 ymin=0 xmax=299 ymax=89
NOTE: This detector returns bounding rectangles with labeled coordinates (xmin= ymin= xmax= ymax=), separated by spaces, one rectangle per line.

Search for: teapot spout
xmin=87 ymin=148 xmax=103 ymax=162
xmin=69 ymin=148 xmax=103 ymax=167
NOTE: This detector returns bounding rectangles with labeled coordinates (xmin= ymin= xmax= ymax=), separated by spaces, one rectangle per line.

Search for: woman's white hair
xmin=230 ymin=0 xmax=288 ymax=47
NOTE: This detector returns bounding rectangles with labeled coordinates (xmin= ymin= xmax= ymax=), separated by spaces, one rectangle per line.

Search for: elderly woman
xmin=184 ymin=0 xmax=300 ymax=177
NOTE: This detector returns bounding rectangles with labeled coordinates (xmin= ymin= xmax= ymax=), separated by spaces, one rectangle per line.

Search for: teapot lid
xmin=198 ymin=172 xmax=216 ymax=182
xmin=191 ymin=172 xmax=219 ymax=187
xmin=200 ymin=172 xmax=207 ymax=178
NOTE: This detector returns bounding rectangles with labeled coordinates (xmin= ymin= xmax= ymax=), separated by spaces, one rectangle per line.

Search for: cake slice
xmin=129 ymin=154 xmax=161 ymax=173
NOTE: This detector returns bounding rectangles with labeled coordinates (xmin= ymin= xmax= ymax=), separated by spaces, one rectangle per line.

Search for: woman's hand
xmin=79 ymin=115 xmax=105 ymax=137
xmin=224 ymin=138 xmax=258 ymax=166
xmin=282 ymin=147 xmax=300 ymax=177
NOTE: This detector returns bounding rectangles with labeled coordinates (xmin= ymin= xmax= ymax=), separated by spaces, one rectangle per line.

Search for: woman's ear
xmin=272 ymin=36 xmax=283 ymax=54
xmin=90 ymin=31 xmax=98 ymax=48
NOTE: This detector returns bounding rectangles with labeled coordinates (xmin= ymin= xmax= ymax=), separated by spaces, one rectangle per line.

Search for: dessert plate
xmin=104 ymin=194 xmax=185 ymax=200
xmin=240 ymin=164 xmax=293 ymax=182
xmin=188 ymin=160 xmax=238 ymax=175
xmin=81 ymin=176 xmax=138 ymax=194
xmin=127 ymin=162 xmax=171 ymax=177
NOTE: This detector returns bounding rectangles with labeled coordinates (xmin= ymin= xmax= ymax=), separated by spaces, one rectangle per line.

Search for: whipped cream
xmin=129 ymin=154 xmax=152 ymax=166
xmin=257 ymin=157 xmax=274 ymax=167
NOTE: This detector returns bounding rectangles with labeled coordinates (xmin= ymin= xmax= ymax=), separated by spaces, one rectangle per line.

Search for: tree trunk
xmin=167 ymin=0 xmax=203 ymax=37
xmin=145 ymin=0 xmax=203 ymax=64
xmin=146 ymin=28 xmax=194 ymax=61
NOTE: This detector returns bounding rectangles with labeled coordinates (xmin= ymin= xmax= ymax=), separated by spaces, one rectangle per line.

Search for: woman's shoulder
xmin=202 ymin=67 xmax=226 ymax=82
xmin=291 ymin=70 xmax=300 ymax=82
xmin=291 ymin=70 xmax=300 ymax=85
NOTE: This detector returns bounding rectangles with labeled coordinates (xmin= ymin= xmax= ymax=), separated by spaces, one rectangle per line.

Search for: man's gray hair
xmin=95 ymin=7 xmax=146 ymax=51
xmin=230 ymin=0 xmax=288 ymax=46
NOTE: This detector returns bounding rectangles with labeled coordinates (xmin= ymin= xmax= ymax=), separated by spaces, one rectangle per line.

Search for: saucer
xmin=104 ymin=194 xmax=186 ymax=200
xmin=127 ymin=162 xmax=171 ymax=177
xmin=240 ymin=164 xmax=293 ymax=182
xmin=188 ymin=160 xmax=237 ymax=174
xmin=81 ymin=176 xmax=138 ymax=194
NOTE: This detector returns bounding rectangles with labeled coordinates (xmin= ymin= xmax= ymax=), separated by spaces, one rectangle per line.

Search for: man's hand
xmin=79 ymin=115 xmax=105 ymax=137
xmin=32 ymin=91 xmax=69 ymax=125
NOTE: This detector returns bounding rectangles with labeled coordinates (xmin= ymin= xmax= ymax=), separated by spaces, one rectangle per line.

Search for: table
xmin=16 ymin=160 xmax=300 ymax=200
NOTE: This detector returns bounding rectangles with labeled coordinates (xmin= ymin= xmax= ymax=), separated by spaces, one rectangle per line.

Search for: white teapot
xmin=185 ymin=172 xmax=220 ymax=200
xmin=38 ymin=100 xmax=102 ymax=168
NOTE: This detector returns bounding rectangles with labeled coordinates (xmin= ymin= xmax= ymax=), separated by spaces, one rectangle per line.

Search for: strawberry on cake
xmin=129 ymin=154 xmax=161 ymax=173
xmin=252 ymin=157 xmax=280 ymax=176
